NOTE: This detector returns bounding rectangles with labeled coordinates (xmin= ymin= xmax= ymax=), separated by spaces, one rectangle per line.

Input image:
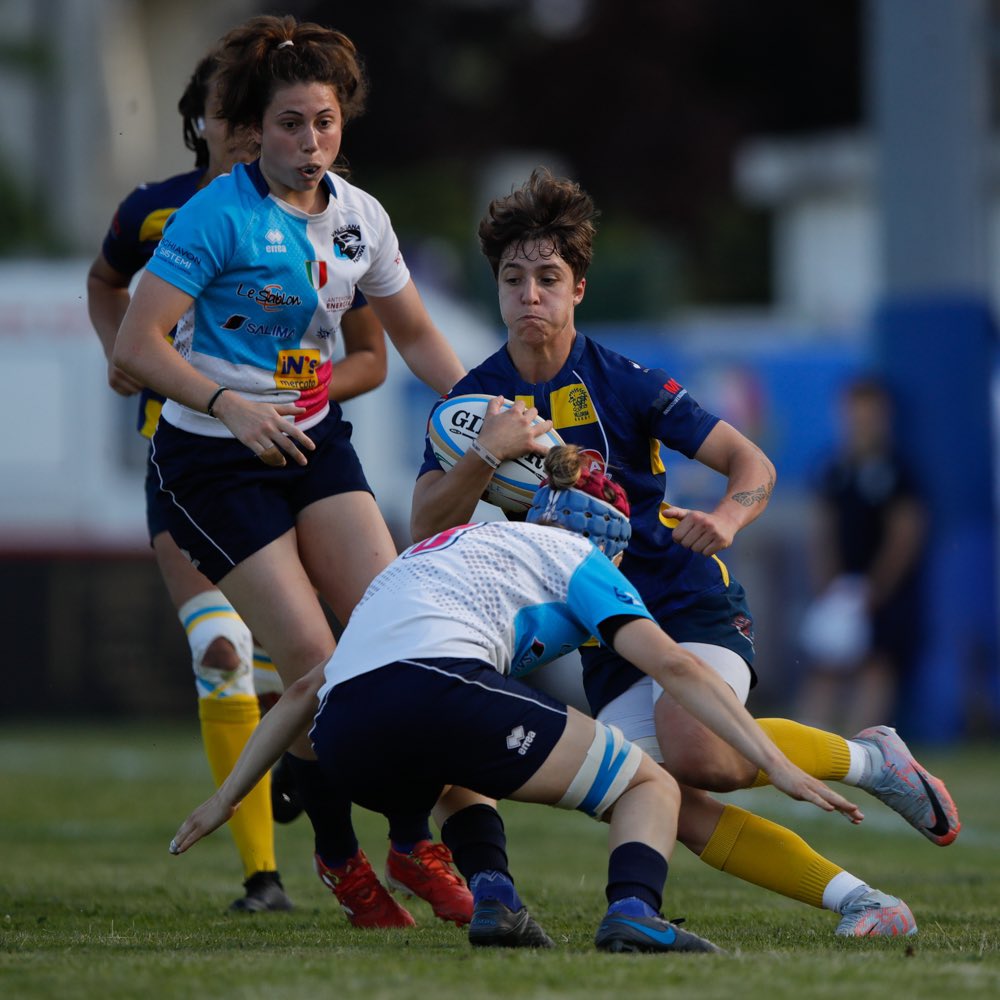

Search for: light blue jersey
xmin=318 ymin=521 xmax=654 ymax=702
xmin=145 ymin=161 xmax=409 ymax=437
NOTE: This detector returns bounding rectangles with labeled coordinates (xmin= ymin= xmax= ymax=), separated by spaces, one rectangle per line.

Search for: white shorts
xmin=595 ymin=642 xmax=752 ymax=764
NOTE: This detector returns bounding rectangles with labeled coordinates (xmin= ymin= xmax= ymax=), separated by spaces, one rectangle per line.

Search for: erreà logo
xmin=305 ymin=260 xmax=328 ymax=289
xmin=505 ymin=725 xmax=537 ymax=756
xmin=265 ymin=229 xmax=287 ymax=254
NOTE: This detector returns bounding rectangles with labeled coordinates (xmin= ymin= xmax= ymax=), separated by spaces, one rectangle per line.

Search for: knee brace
xmin=252 ymin=643 xmax=284 ymax=699
xmin=178 ymin=590 xmax=255 ymax=699
xmin=555 ymin=723 xmax=644 ymax=820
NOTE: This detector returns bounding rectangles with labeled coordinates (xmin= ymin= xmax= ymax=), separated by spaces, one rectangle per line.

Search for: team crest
xmin=333 ymin=224 xmax=366 ymax=262
xmin=550 ymin=383 xmax=597 ymax=427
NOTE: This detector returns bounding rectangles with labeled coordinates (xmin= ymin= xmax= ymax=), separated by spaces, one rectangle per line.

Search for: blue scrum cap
xmin=527 ymin=474 xmax=632 ymax=560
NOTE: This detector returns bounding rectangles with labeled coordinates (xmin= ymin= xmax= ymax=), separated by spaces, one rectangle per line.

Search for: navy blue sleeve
xmin=619 ymin=360 xmax=720 ymax=459
xmin=100 ymin=187 xmax=154 ymax=278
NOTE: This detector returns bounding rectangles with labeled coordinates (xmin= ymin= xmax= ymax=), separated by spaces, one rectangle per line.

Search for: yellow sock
xmin=699 ymin=804 xmax=843 ymax=908
xmin=199 ymin=695 xmax=277 ymax=879
xmin=751 ymin=719 xmax=852 ymax=787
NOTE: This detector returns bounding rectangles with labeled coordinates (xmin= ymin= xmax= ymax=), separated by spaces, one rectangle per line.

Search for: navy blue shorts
xmin=581 ymin=578 xmax=758 ymax=715
xmin=310 ymin=658 xmax=569 ymax=815
xmin=149 ymin=407 xmax=372 ymax=583
xmin=145 ymin=447 xmax=172 ymax=543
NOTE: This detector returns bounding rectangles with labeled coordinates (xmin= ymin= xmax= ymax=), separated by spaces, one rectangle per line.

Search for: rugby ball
xmin=428 ymin=393 xmax=563 ymax=513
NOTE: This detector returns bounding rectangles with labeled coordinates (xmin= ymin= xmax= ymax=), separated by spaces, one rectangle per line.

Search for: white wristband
xmin=470 ymin=438 xmax=501 ymax=470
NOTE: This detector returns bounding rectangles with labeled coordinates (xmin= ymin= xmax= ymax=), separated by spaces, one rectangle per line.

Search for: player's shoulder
xmin=580 ymin=334 xmax=664 ymax=381
xmin=120 ymin=168 xmax=204 ymax=207
xmin=195 ymin=163 xmax=261 ymax=211
xmin=328 ymin=173 xmax=390 ymax=219
xmin=161 ymin=165 xmax=261 ymax=243
xmin=113 ymin=169 xmax=203 ymax=226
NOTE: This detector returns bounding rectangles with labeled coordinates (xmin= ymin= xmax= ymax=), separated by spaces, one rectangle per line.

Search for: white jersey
xmin=317 ymin=521 xmax=653 ymax=702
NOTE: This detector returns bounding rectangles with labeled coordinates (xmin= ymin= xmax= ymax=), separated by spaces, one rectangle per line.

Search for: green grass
xmin=1 ymin=722 xmax=998 ymax=999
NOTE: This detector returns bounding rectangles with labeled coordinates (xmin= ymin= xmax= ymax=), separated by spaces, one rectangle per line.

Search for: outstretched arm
xmin=170 ymin=667 xmax=325 ymax=855
xmin=611 ymin=617 xmax=862 ymax=822
xmin=366 ymin=280 xmax=465 ymax=395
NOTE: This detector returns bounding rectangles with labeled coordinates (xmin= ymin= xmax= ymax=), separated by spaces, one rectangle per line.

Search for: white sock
xmin=842 ymin=740 xmax=876 ymax=786
xmin=823 ymin=872 xmax=868 ymax=912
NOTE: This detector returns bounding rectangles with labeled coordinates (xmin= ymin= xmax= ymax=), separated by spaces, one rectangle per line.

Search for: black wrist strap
xmin=206 ymin=386 xmax=229 ymax=418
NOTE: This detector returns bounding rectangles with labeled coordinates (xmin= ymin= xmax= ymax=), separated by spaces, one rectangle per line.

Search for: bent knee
xmin=661 ymin=744 xmax=756 ymax=792
xmin=635 ymin=754 xmax=680 ymax=808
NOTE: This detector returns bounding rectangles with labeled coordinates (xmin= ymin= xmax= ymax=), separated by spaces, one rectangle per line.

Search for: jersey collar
xmin=243 ymin=160 xmax=338 ymax=201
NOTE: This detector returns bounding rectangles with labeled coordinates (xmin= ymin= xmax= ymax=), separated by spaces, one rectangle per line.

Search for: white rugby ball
xmin=428 ymin=393 xmax=564 ymax=513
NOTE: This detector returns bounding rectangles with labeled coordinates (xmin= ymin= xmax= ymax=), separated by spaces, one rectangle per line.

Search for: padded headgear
xmin=527 ymin=468 xmax=632 ymax=560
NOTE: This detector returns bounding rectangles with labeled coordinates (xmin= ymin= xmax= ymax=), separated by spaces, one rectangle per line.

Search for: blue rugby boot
xmin=595 ymin=910 xmax=723 ymax=954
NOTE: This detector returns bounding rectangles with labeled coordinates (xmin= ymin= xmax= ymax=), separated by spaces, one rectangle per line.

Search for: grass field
xmin=1 ymin=721 xmax=998 ymax=999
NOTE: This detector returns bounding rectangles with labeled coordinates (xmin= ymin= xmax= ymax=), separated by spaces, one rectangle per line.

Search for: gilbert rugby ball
xmin=428 ymin=393 xmax=564 ymax=513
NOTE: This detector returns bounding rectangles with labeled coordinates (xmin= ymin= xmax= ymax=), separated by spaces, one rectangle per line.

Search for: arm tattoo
xmin=732 ymin=477 xmax=774 ymax=508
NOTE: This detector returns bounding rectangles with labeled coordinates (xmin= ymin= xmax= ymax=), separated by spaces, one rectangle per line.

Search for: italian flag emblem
xmin=305 ymin=260 xmax=328 ymax=289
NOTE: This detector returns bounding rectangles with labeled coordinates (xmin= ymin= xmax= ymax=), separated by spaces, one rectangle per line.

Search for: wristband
xmin=206 ymin=386 xmax=229 ymax=418
xmin=470 ymin=438 xmax=501 ymax=470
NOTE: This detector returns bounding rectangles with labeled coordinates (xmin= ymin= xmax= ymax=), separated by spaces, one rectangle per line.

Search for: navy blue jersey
xmin=417 ymin=334 xmax=756 ymax=712
xmin=101 ymin=169 xmax=206 ymax=437
xmin=419 ymin=334 xmax=729 ymax=619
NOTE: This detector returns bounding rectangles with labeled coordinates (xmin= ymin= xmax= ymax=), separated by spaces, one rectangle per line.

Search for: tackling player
xmin=170 ymin=444 xmax=863 ymax=953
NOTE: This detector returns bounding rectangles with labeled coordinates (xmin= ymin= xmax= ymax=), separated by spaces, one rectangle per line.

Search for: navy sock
xmin=283 ymin=754 xmax=358 ymax=864
xmin=441 ymin=804 xmax=510 ymax=880
xmin=606 ymin=896 xmax=659 ymax=919
xmin=606 ymin=842 xmax=668 ymax=913
xmin=469 ymin=870 xmax=522 ymax=911
xmin=387 ymin=813 xmax=433 ymax=855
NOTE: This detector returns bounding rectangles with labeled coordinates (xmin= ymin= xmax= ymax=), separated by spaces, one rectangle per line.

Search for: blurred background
xmin=1 ymin=0 xmax=997 ymax=744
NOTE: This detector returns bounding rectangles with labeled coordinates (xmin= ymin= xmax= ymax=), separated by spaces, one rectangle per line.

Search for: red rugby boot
xmin=385 ymin=840 xmax=474 ymax=926
xmin=315 ymin=850 xmax=415 ymax=928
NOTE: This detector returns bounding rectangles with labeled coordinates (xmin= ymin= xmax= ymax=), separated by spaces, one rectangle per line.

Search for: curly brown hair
xmin=478 ymin=167 xmax=599 ymax=282
xmin=214 ymin=15 xmax=367 ymax=133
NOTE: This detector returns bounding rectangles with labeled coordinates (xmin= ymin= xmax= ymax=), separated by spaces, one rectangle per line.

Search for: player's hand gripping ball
xmin=428 ymin=393 xmax=563 ymax=513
